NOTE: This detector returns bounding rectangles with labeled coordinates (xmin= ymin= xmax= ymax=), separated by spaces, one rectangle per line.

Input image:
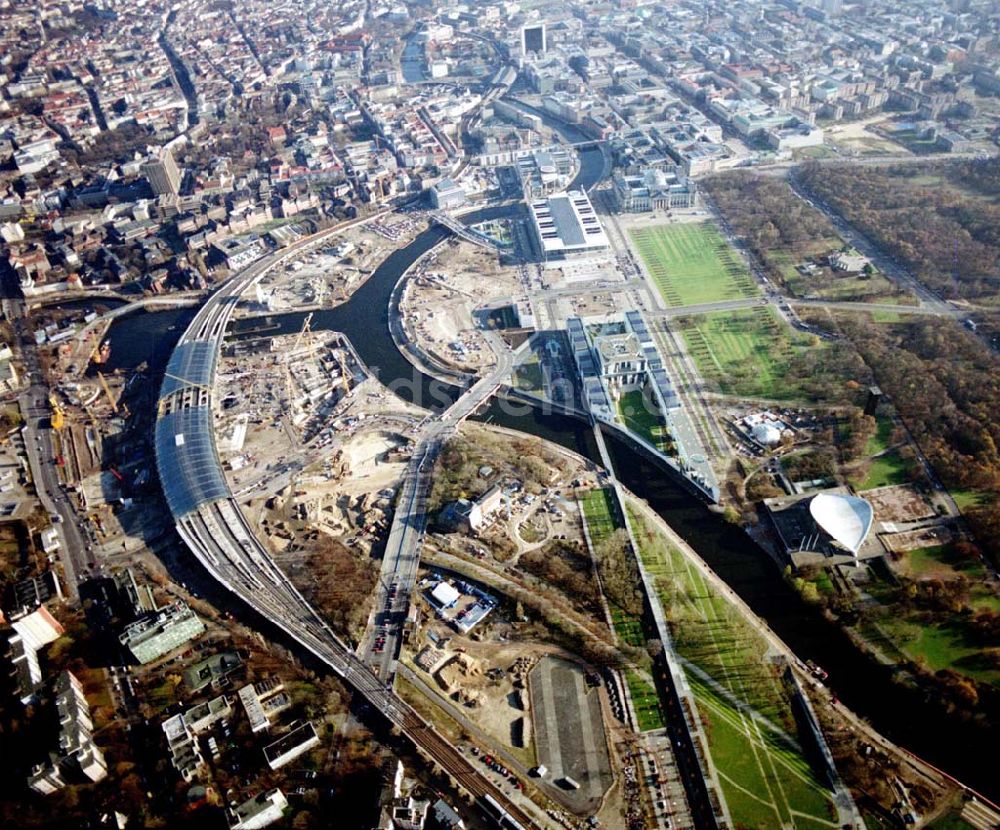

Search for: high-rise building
xmin=27 ymin=671 xmax=107 ymax=794
xmin=141 ymin=147 xmax=182 ymax=196
xmin=521 ymin=23 xmax=546 ymax=57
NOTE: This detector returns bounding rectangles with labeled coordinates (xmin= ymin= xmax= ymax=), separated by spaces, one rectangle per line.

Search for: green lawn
xmin=580 ymin=489 xmax=645 ymax=647
xmin=611 ymin=608 xmax=645 ymax=648
xmin=877 ymin=546 xmax=1000 ymax=683
xmin=877 ymin=614 xmax=1000 ymax=686
xmin=616 ymin=388 xmax=673 ymax=453
xmin=513 ymin=360 xmax=544 ymax=392
xmin=853 ymin=449 xmax=910 ymax=490
xmin=580 ymin=487 xmax=619 ymax=544
xmin=903 ymin=544 xmax=986 ymax=581
xmin=864 ymin=415 xmax=896 ymax=457
xmin=627 ymin=505 xmax=838 ymax=829
xmin=629 ymin=222 xmax=759 ymax=307
xmin=950 ymin=489 xmax=990 ymax=512
xmin=679 ymin=307 xmax=818 ymax=400
xmin=928 ymin=812 xmax=979 ymax=830
xmin=626 ymin=670 xmax=666 ymax=732
xmin=693 ymin=677 xmax=837 ymax=830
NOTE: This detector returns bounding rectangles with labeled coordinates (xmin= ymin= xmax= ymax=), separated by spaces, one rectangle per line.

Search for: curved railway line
xmin=154 ymin=214 xmax=540 ymax=829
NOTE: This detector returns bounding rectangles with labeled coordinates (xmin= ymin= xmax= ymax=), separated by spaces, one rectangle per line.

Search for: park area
xmin=867 ymin=543 xmax=1000 ymax=687
xmin=629 ymin=222 xmax=758 ymax=307
xmin=580 ymin=487 xmax=643 ymax=645
xmin=627 ymin=504 xmax=840 ymax=829
xmin=678 ymin=307 xmax=823 ymax=400
xmin=615 ymin=388 xmax=673 ymax=453
xmin=580 ymin=489 xmax=665 ymax=731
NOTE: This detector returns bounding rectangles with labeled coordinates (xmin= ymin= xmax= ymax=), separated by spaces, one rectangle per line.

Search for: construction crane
xmin=293 ymin=312 xmax=314 ymax=352
xmin=48 ymin=395 xmax=65 ymax=430
xmin=96 ymin=372 xmax=119 ymax=415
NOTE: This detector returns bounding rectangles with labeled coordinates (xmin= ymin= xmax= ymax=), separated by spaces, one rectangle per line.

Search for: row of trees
xmin=798 ymin=161 xmax=1000 ymax=300
xmin=594 ymin=529 xmax=644 ymax=618
xmin=520 ymin=540 xmax=602 ymax=616
xmin=302 ymin=536 xmax=378 ymax=639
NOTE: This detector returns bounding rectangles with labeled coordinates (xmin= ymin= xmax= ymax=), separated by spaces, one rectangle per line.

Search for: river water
xmin=100 ymin=139 xmax=996 ymax=798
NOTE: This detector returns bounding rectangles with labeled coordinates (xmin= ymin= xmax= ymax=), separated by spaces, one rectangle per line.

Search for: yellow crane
xmin=48 ymin=395 xmax=65 ymax=430
xmin=96 ymin=372 xmax=118 ymax=414
xmin=293 ymin=312 xmax=314 ymax=352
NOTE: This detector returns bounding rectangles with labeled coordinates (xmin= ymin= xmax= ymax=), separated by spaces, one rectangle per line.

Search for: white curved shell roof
xmin=809 ymin=492 xmax=874 ymax=556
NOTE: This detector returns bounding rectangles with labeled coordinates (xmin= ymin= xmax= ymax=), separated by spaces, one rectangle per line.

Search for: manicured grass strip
xmin=581 ymin=489 xmax=644 ymax=645
xmin=616 ymin=388 xmax=672 ymax=452
xmin=580 ymin=487 xmax=620 ymax=545
xmin=692 ymin=676 xmax=837 ymax=830
xmin=678 ymin=307 xmax=822 ymax=400
xmin=628 ymin=504 xmax=838 ymax=828
xmin=630 ymin=222 xmax=759 ymax=308
xmin=626 ymin=670 xmax=666 ymax=732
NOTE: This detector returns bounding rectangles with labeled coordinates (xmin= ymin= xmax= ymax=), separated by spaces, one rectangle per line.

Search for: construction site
xmin=213 ymin=312 xmax=428 ymax=562
xmin=237 ymin=216 xmax=426 ymax=316
xmin=396 ymin=238 xmax=522 ymax=378
xmin=32 ymin=303 xmax=167 ymax=560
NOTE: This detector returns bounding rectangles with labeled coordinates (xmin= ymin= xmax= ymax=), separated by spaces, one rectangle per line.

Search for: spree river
xmin=101 ymin=141 xmax=996 ymax=799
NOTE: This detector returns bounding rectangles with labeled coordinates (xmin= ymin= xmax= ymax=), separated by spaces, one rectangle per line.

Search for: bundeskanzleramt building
xmin=120 ymin=600 xmax=205 ymax=664
xmin=567 ymin=311 xmax=680 ymax=423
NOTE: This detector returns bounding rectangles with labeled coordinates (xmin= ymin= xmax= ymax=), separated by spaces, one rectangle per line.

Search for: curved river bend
xmin=104 ymin=145 xmax=995 ymax=799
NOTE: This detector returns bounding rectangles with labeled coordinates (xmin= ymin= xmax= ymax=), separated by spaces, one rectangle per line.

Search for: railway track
xmin=156 ymin=212 xmax=547 ymax=829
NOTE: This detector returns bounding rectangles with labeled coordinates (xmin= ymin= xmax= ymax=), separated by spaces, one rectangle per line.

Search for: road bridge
xmin=360 ymin=330 xmax=519 ymax=680
xmin=428 ymin=210 xmax=505 ymax=254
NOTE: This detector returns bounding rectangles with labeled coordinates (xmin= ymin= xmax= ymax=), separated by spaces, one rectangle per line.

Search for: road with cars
xmin=15 ymin=310 xmax=95 ymax=599
xmin=359 ymin=331 xmax=519 ymax=681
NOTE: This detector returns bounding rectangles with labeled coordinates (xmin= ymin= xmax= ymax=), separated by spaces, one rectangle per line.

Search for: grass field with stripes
xmin=678 ymin=306 xmax=811 ymax=399
xmin=628 ymin=505 xmax=839 ymax=829
xmin=629 ymin=222 xmax=759 ymax=307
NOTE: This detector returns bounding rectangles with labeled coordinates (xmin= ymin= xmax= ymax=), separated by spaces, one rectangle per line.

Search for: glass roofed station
xmin=155 ymin=340 xmax=230 ymax=519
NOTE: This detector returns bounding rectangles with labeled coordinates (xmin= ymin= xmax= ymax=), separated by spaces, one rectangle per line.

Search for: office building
xmin=142 ymin=147 xmax=182 ymax=196
xmin=263 ymin=722 xmax=320 ymax=769
xmin=162 ymin=711 xmax=205 ymax=781
xmin=521 ymin=23 xmax=546 ymax=57
xmin=8 ymin=606 xmax=64 ymax=703
xmin=28 ymin=671 xmax=107 ymax=794
xmin=527 ymin=190 xmax=609 ymax=263
xmin=119 ymin=600 xmax=205 ymax=664
xmin=429 ymin=178 xmax=467 ymax=210
xmin=228 ymin=789 xmax=288 ymax=830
